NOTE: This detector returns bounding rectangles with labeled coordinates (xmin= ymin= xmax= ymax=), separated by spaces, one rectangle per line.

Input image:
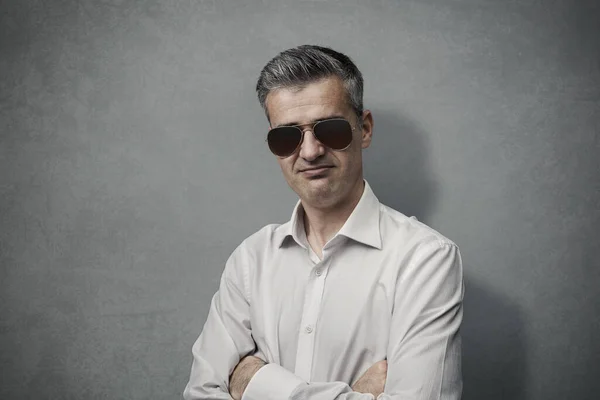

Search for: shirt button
xmin=316 ymin=269 xmax=322 ymax=276
xmin=305 ymin=326 xmax=313 ymax=334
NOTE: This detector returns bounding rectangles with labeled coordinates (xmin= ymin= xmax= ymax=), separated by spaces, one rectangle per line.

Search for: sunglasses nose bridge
xmin=298 ymin=126 xmax=326 ymax=159
xmin=297 ymin=124 xmax=319 ymax=146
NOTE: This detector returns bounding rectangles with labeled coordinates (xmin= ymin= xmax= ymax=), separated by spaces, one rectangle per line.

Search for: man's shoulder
xmin=379 ymin=203 xmax=457 ymax=249
xmin=235 ymin=222 xmax=289 ymax=253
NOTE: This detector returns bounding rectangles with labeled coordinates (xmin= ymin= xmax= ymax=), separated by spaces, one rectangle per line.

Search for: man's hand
xmin=352 ymin=360 xmax=388 ymax=398
xmin=229 ymin=355 xmax=266 ymax=400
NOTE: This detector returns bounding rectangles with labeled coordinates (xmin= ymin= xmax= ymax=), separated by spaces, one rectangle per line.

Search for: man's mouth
xmin=300 ymin=166 xmax=333 ymax=176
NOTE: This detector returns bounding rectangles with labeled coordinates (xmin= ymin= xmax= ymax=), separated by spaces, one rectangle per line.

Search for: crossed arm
xmin=230 ymin=355 xmax=388 ymax=400
xmin=183 ymin=240 xmax=464 ymax=400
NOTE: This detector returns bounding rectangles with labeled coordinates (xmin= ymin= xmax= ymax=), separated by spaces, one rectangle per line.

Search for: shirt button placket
xmin=294 ymin=257 xmax=329 ymax=381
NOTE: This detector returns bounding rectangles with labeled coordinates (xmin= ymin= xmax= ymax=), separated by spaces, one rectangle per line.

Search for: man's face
xmin=265 ymin=76 xmax=373 ymax=209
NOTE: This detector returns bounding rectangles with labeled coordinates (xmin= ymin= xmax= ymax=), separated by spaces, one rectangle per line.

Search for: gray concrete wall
xmin=1 ymin=1 xmax=598 ymax=399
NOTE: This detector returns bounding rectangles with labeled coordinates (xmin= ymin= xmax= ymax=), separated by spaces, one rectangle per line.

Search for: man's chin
xmin=297 ymin=180 xmax=338 ymax=203
xmin=303 ymin=176 xmax=332 ymax=190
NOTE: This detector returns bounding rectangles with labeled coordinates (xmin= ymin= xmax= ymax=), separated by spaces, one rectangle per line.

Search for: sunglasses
xmin=266 ymin=118 xmax=356 ymax=157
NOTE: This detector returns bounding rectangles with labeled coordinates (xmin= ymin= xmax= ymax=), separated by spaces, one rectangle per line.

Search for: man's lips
xmin=299 ymin=165 xmax=333 ymax=171
xmin=299 ymin=166 xmax=333 ymax=176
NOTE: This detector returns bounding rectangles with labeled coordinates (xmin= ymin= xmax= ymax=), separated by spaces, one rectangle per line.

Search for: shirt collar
xmin=274 ymin=180 xmax=382 ymax=250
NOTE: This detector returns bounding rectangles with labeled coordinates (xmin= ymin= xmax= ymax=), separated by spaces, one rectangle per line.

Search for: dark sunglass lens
xmin=314 ymin=119 xmax=353 ymax=150
xmin=267 ymin=127 xmax=302 ymax=157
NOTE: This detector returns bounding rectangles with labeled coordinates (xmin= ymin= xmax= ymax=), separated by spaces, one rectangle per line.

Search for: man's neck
xmin=302 ymin=179 xmax=365 ymax=258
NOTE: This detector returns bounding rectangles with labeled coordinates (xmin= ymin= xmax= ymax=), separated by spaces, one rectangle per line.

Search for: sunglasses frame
xmin=265 ymin=117 xmax=358 ymax=157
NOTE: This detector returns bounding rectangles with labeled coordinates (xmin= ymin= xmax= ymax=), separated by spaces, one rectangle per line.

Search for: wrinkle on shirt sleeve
xmin=183 ymin=242 xmax=258 ymax=400
xmin=381 ymin=239 xmax=464 ymax=400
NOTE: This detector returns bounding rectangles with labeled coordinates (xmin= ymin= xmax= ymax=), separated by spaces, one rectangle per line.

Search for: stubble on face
xmin=265 ymin=77 xmax=365 ymax=210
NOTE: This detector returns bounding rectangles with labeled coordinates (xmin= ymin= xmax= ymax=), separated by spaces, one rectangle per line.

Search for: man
xmin=183 ymin=45 xmax=464 ymax=400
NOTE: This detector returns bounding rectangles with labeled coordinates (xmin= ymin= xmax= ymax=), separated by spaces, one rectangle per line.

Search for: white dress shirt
xmin=183 ymin=181 xmax=464 ymax=400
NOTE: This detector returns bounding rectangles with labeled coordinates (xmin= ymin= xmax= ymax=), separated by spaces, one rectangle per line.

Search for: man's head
xmin=256 ymin=45 xmax=374 ymax=210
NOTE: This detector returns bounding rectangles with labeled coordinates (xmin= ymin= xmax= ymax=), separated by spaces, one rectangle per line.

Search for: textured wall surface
xmin=1 ymin=1 xmax=598 ymax=399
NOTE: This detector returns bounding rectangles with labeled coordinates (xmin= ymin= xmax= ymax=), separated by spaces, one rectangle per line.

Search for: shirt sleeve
xmin=242 ymin=363 xmax=375 ymax=400
xmin=243 ymin=239 xmax=463 ymax=400
xmin=379 ymin=240 xmax=464 ymax=400
xmin=183 ymin=243 xmax=257 ymax=400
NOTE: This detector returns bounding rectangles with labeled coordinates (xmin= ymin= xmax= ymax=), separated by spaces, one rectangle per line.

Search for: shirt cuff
xmin=242 ymin=363 xmax=305 ymax=400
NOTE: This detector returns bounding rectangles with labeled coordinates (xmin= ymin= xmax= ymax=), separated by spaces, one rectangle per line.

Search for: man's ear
xmin=360 ymin=110 xmax=374 ymax=149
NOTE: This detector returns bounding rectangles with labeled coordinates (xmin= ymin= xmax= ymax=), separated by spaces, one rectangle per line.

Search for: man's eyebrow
xmin=275 ymin=115 xmax=346 ymax=128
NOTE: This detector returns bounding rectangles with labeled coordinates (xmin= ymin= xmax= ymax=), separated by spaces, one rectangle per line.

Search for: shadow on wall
xmin=363 ymin=110 xmax=438 ymax=223
xmin=462 ymin=277 xmax=527 ymax=400
xmin=364 ymin=110 xmax=527 ymax=400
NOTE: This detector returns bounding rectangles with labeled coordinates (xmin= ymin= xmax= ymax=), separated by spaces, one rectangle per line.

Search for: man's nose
xmin=298 ymin=129 xmax=325 ymax=161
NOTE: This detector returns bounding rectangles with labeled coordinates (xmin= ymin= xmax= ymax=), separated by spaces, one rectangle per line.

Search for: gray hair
xmin=256 ymin=45 xmax=364 ymax=121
